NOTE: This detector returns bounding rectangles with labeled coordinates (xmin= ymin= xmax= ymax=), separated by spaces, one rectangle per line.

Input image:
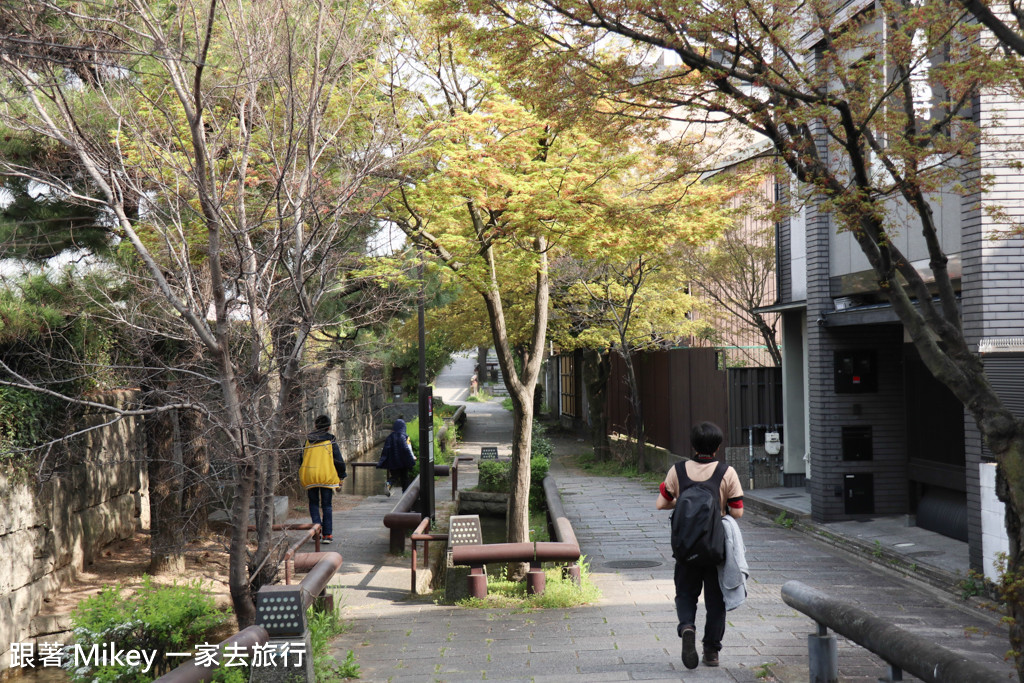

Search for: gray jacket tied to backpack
xmin=718 ymin=515 xmax=748 ymax=610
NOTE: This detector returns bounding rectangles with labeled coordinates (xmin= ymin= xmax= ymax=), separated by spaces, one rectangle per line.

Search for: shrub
xmin=477 ymin=459 xmax=513 ymax=493
xmin=476 ymin=455 xmax=550 ymax=511
xmin=65 ymin=577 xmax=230 ymax=682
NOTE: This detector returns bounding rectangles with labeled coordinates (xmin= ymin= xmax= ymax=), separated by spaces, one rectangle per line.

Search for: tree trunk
xmin=228 ymin=455 xmax=257 ymax=627
xmin=477 ymin=346 xmax=489 ymax=386
xmin=146 ymin=407 xmax=185 ymax=574
xmin=180 ymin=410 xmax=210 ymax=535
xmin=619 ymin=347 xmax=646 ymax=473
xmin=994 ymin=430 xmax=1024 ymax=679
xmin=507 ymin=390 xmax=535 ymax=551
xmin=582 ymin=349 xmax=611 ymax=461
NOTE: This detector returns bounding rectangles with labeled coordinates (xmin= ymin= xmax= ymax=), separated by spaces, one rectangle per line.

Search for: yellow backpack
xmin=299 ymin=440 xmax=340 ymax=489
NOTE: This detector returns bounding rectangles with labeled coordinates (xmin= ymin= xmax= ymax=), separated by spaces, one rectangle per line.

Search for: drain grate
xmin=605 ymin=560 xmax=662 ymax=569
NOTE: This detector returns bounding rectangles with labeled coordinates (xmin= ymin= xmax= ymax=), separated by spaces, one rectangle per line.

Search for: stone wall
xmin=305 ymin=364 xmax=388 ymax=464
xmin=0 ymin=367 xmax=389 ymax=672
xmin=0 ymin=390 xmax=148 ymax=670
xmin=609 ymin=432 xmax=683 ymax=474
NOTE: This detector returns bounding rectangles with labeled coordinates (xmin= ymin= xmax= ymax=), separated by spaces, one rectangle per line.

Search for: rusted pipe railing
xmin=154 ymin=625 xmax=269 ymax=683
xmin=450 ymin=476 xmax=582 ymax=598
xmin=283 ymin=524 xmax=322 ymax=584
xmin=450 ymin=455 xmax=474 ymax=500
xmin=158 ymin=546 xmax=341 ymax=682
xmin=410 ymin=517 xmax=448 ymax=593
xmin=451 ymin=542 xmax=580 ymax=598
xmin=782 ymin=580 xmax=1007 ymax=683
xmin=543 ymin=476 xmax=581 ymax=585
xmin=383 ymin=475 xmax=423 ymax=553
xmin=247 ymin=524 xmax=321 ymax=586
xmin=297 ymin=551 xmax=344 ymax=610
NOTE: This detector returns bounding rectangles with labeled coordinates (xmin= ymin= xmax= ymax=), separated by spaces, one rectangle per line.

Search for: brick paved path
xmin=326 ymin=361 xmax=1013 ymax=681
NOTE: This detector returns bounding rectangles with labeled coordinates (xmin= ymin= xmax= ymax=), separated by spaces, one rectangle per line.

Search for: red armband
xmin=727 ymin=497 xmax=744 ymax=509
xmin=660 ymin=482 xmax=674 ymax=501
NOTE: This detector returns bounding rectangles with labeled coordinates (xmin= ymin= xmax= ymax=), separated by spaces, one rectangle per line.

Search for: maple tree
xmin=447 ymin=0 xmax=1024 ymax=669
xmin=549 ymin=163 xmax=736 ymax=469
xmin=382 ymin=10 xmax=735 ymax=561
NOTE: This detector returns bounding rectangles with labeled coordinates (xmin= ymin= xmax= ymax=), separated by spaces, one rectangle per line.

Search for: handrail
xmin=283 ymin=524 xmax=322 ymax=584
xmin=383 ymin=475 xmax=423 ymax=553
xmin=449 ymin=475 xmax=582 ymax=597
xmin=153 ymin=626 xmax=269 ymax=683
xmin=410 ymin=517 xmax=448 ymax=593
xmin=781 ymin=580 xmax=1007 ymax=683
xmin=451 ymin=455 xmax=474 ymax=500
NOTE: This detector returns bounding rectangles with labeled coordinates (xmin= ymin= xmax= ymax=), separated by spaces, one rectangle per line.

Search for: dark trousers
xmin=388 ymin=468 xmax=412 ymax=492
xmin=674 ymin=561 xmax=726 ymax=652
xmin=307 ymin=487 xmax=333 ymax=537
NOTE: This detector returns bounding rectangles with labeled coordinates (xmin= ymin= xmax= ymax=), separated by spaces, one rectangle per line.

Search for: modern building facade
xmin=769 ymin=67 xmax=1024 ymax=578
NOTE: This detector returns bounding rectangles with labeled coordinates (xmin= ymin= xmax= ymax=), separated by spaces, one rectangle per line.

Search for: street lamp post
xmin=417 ymin=255 xmax=435 ymax=521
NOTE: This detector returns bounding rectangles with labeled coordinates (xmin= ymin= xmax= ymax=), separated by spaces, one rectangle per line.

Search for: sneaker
xmin=702 ymin=648 xmax=719 ymax=667
xmin=681 ymin=626 xmax=698 ymax=669
xmin=385 ymin=481 xmax=393 ymax=497
xmin=321 ymin=535 xmax=332 ymax=544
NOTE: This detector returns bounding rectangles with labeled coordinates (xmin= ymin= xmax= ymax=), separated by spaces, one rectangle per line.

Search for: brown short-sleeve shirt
xmin=663 ymin=459 xmax=744 ymax=516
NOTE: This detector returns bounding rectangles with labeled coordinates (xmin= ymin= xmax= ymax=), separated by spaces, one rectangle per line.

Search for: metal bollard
xmin=526 ymin=567 xmax=546 ymax=595
xmin=808 ymin=622 xmax=838 ymax=683
xmin=468 ymin=567 xmax=487 ymax=598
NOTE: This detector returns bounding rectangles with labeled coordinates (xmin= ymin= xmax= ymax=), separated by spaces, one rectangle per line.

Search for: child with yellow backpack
xmin=299 ymin=415 xmax=347 ymax=543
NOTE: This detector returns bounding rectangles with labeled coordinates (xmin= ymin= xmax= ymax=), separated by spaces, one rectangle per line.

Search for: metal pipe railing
xmin=156 ymin=550 xmax=342 ymax=683
xmin=297 ymin=551 xmax=344 ymax=609
xmin=450 ymin=476 xmax=582 ymax=598
xmin=383 ymin=475 xmax=423 ymax=553
xmin=283 ymin=524 xmax=322 ymax=584
xmin=451 ymin=455 xmax=474 ymax=500
xmin=153 ymin=625 xmax=269 ymax=683
xmin=410 ymin=517 xmax=448 ymax=593
xmin=781 ymin=580 xmax=1007 ymax=683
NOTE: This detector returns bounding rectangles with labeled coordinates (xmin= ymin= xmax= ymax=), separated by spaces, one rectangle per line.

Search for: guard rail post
xmin=807 ymin=622 xmax=838 ymax=683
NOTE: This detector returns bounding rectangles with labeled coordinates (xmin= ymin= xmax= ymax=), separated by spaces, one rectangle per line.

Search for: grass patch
xmin=457 ymin=557 xmax=601 ymax=610
xmin=466 ymin=391 xmax=493 ymax=403
xmin=574 ymin=451 xmax=663 ymax=484
xmin=309 ymin=605 xmax=360 ymax=681
xmin=774 ymin=511 xmax=795 ymax=529
xmin=501 ymin=397 xmax=514 ymax=412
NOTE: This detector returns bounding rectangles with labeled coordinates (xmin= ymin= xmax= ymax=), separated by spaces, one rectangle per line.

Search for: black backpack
xmin=670 ymin=460 xmax=728 ymax=567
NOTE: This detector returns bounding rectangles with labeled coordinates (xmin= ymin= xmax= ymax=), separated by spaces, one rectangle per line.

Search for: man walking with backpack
xmin=656 ymin=421 xmax=744 ymax=669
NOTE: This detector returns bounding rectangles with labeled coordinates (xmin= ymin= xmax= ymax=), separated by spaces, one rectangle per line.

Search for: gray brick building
xmin=768 ymin=77 xmax=1024 ymax=576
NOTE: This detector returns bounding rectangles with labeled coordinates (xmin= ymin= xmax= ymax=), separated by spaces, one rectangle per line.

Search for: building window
xmin=560 ymin=355 xmax=577 ymax=418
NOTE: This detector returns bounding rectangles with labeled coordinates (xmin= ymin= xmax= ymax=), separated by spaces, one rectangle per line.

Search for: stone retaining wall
xmin=306 ymin=365 xmax=388 ymax=462
xmin=0 ymin=390 xmax=148 ymax=670
xmin=1 ymin=368 xmax=388 ymax=673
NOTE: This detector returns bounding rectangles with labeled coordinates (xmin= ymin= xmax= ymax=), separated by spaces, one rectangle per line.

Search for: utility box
xmin=834 ymin=350 xmax=878 ymax=394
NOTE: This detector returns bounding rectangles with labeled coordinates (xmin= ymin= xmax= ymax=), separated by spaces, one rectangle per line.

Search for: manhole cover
xmin=605 ymin=560 xmax=662 ymax=569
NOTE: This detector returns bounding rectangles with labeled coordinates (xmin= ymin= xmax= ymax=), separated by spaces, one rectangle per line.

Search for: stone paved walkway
xmin=320 ymin=357 xmax=1014 ymax=682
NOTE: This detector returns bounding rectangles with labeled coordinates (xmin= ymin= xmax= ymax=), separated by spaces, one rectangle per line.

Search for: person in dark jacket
xmin=304 ymin=415 xmax=347 ymax=543
xmin=377 ymin=418 xmax=417 ymax=496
